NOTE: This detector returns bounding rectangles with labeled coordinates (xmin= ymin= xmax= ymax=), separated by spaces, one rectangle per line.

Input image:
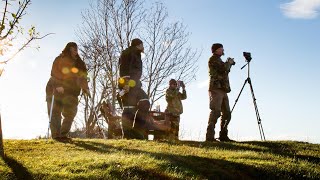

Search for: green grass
xmin=0 ymin=139 xmax=319 ymax=179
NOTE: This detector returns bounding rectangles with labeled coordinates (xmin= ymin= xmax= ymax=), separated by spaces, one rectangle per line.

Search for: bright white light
xmin=141 ymin=52 xmax=146 ymax=59
xmin=197 ymin=79 xmax=209 ymax=89
xmin=280 ymin=0 xmax=320 ymax=19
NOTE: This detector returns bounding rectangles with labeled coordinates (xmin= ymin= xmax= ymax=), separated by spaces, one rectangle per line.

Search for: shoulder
xmin=54 ymin=55 xmax=62 ymax=61
xmin=76 ymin=57 xmax=85 ymax=65
xmin=121 ymin=47 xmax=133 ymax=56
xmin=209 ymin=55 xmax=219 ymax=62
xmin=53 ymin=55 xmax=64 ymax=64
xmin=166 ymin=88 xmax=175 ymax=94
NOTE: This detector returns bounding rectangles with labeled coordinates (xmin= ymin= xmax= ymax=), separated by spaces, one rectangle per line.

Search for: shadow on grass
xmin=68 ymin=140 xmax=115 ymax=153
xmin=246 ymin=141 xmax=320 ymax=164
xmin=69 ymin=140 xmax=284 ymax=179
xmin=175 ymin=140 xmax=320 ymax=165
xmin=2 ymin=155 xmax=34 ymax=180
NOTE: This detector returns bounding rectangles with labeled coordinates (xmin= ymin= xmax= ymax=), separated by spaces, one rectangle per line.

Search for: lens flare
xmin=118 ymin=77 xmax=125 ymax=84
xmin=128 ymin=80 xmax=136 ymax=87
xmin=71 ymin=67 xmax=79 ymax=73
xmin=62 ymin=67 xmax=70 ymax=74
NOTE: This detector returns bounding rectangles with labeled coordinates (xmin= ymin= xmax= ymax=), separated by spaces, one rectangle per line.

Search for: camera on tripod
xmin=243 ymin=52 xmax=252 ymax=62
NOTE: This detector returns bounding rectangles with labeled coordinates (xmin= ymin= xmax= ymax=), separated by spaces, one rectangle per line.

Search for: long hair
xmin=61 ymin=42 xmax=78 ymax=58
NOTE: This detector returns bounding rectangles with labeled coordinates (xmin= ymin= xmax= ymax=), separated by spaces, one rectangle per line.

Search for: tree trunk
xmin=0 ymin=113 xmax=4 ymax=157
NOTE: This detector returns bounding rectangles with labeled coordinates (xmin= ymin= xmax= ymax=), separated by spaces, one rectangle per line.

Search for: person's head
xmin=62 ymin=42 xmax=79 ymax=60
xmin=131 ymin=38 xmax=144 ymax=52
xmin=211 ymin=43 xmax=224 ymax=56
xmin=169 ymin=79 xmax=177 ymax=89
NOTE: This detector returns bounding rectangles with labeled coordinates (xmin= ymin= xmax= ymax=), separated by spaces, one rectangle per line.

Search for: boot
xmin=206 ymin=111 xmax=218 ymax=142
xmin=205 ymin=128 xmax=216 ymax=142
xmin=219 ymin=130 xmax=234 ymax=142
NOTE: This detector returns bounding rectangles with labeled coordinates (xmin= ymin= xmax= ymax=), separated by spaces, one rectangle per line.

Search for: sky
xmin=0 ymin=0 xmax=319 ymax=143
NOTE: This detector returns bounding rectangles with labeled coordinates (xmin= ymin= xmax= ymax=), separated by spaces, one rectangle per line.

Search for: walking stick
xmin=47 ymin=94 xmax=55 ymax=140
xmin=0 ymin=113 xmax=4 ymax=157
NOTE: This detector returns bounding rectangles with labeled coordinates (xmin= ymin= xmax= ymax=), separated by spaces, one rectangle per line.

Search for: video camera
xmin=243 ymin=52 xmax=252 ymax=62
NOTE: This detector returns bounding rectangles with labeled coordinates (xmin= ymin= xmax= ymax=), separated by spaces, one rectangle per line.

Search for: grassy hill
xmin=0 ymin=139 xmax=319 ymax=179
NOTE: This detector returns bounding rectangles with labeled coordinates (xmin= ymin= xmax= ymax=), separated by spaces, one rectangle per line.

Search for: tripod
xmin=231 ymin=58 xmax=266 ymax=141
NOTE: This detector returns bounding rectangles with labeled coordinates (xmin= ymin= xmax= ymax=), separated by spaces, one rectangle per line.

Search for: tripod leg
xmin=247 ymin=79 xmax=266 ymax=141
xmin=231 ymin=79 xmax=248 ymax=113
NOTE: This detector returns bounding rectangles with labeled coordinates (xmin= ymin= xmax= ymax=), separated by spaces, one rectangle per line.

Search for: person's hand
xmin=227 ymin=57 xmax=235 ymax=65
xmin=180 ymin=81 xmax=185 ymax=90
xmin=56 ymin=87 xmax=64 ymax=93
xmin=123 ymin=85 xmax=130 ymax=93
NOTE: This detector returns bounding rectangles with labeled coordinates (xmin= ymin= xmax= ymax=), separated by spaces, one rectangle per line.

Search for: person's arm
xmin=130 ymin=54 xmax=142 ymax=80
xmin=77 ymin=58 xmax=90 ymax=97
xmin=119 ymin=51 xmax=132 ymax=78
xmin=180 ymin=89 xmax=187 ymax=100
xmin=50 ymin=57 xmax=65 ymax=93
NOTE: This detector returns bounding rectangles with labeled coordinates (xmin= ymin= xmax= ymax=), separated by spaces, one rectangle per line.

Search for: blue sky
xmin=0 ymin=0 xmax=319 ymax=143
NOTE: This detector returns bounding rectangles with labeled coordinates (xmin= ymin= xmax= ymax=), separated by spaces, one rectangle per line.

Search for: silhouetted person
xmin=206 ymin=43 xmax=235 ymax=142
xmin=118 ymin=38 xmax=149 ymax=139
xmin=46 ymin=42 xmax=90 ymax=141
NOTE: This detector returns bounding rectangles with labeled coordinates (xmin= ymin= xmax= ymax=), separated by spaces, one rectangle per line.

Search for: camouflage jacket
xmin=165 ymin=88 xmax=187 ymax=116
xmin=208 ymin=54 xmax=232 ymax=93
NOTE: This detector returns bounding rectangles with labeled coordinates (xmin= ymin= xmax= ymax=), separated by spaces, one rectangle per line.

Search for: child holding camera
xmin=165 ymin=79 xmax=187 ymax=140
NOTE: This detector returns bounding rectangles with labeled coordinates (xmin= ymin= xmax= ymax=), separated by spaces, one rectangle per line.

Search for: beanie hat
xmin=169 ymin=79 xmax=177 ymax=85
xmin=131 ymin=38 xmax=143 ymax=46
xmin=211 ymin=43 xmax=223 ymax=53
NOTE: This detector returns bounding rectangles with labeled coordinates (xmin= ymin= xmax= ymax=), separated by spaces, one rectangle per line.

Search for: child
xmin=165 ymin=79 xmax=187 ymax=140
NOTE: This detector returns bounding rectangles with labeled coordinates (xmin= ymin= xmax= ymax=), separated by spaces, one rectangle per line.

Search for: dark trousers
xmin=47 ymin=94 xmax=78 ymax=138
xmin=206 ymin=89 xmax=231 ymax=141
xmin=120 ymin=82 xmax=149 ymax=140
xmin=121 ymin=109 xmax=148 ymax=140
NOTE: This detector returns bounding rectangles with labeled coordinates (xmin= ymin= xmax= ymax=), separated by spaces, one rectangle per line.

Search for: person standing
xmin=118 ymin=38 xmax=149 ymax=139
xmin=46 ymin=42 xmax=90 ymax=141
xmin=165 ymin=79 xmax=187 ymax=140
xmin=206 ymin=43 xmax=235 ymax=142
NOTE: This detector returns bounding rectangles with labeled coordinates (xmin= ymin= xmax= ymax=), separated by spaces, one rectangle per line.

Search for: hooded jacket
xmin=46 ymin=54 xmax=88 ymax=97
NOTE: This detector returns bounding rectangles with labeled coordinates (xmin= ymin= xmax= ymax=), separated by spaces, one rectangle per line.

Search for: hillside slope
xmin=0 ymin=139 xmax=319 ymax=179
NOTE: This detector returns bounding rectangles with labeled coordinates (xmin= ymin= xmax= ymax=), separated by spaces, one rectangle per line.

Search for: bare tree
xmin=76 ymin=0 xmax=199 ymax=137
xmin=0 ymin=0 xmax=51 ymax=156
xmin=76 ymin=0 xmax=145 ymax=137
xmin=0 ymin=0 xmax=51 ymax=74
xmin=142 ymin=3 xmax=199 ymax=108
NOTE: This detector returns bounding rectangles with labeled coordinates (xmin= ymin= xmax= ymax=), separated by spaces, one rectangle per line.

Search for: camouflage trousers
xmin=47 ymin=94 xmax=78 ymax=139
xmin=166 ymin=114 xmax=180 ymax=140
xmin=206 ymin=89 xmax=231 ymax=141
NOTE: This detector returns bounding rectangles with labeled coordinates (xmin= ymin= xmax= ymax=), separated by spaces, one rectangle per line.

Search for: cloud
xmin=280 ymin=0 xmax=320 ymax=19
xmin=197 ymin=79 xmax=209 ymax=89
